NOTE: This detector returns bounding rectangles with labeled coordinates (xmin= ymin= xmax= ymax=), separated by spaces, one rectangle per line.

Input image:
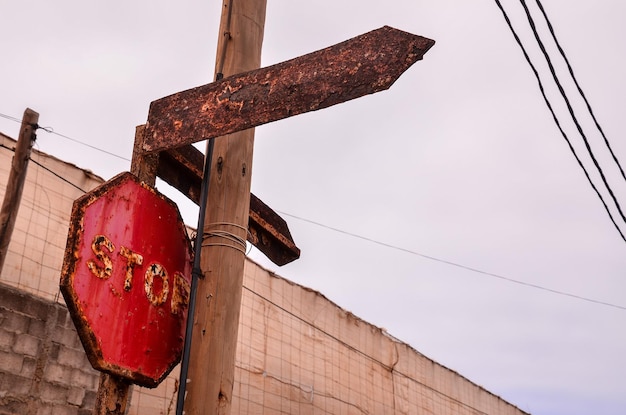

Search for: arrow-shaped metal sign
xmin=143 ymin=26 xmax=434 ymax=153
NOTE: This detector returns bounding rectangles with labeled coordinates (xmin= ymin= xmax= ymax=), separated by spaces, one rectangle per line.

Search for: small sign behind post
xmin=60 ymin=172 xmax=193 ymax=388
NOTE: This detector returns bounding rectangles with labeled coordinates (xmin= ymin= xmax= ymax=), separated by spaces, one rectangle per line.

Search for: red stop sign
xmin=60 ymin=172 xmax=193 ymax=387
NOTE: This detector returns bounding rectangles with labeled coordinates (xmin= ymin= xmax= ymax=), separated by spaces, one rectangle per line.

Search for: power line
xmin=278 ymin=211 xmax=626 ymax=312
xmin=11 ymin=138 xmax=622 ymax=313
xmin=0 ymin=111 xmax=130 ymax=161
xmin=517 ymin=0 xmax=626 ymax=225
xmin=0 ymin=143 xmax=88 ymax=193
xmin=29 ymin=157 xmax=88 ymax=193
xmin=492 ymin=0 xmax=626 ymax=243
xmin=0 ymin=113 xmax=21 ymax=123
xmin=41 ymin=128 xmax=131 ymax=162
xmin=533 ymin=0 xmax=626 ymax=183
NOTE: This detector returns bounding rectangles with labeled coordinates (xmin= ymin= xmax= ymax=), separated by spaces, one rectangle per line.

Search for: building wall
xmin=0 ymin=283 xmax=99 ymax=415
xmin=0 ymin=133 xmax=529 ymax=415
xmin=0 ymin=133 xmax=104 ymax=301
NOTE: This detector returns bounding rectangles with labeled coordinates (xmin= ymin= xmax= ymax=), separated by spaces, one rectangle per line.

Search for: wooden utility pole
xmin=183 ymin=0 xmax=266 ymax=413
xmin=0 ymin=108 xmax=39 ymax=275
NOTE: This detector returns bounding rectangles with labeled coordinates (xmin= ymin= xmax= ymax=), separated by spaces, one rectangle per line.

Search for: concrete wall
xmin=1 ymin=262 xmax=530 ymax=415
xmin=0 ymin=283 xmax=100 ymax=415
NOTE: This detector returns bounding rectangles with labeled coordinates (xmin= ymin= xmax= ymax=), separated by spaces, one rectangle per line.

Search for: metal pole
xmin=176 ymin=137 xmax=214 ymax=415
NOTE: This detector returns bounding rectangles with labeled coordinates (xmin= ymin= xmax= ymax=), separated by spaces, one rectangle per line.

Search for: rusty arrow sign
xmin=143 ymin=26 xmax=434 ymax=153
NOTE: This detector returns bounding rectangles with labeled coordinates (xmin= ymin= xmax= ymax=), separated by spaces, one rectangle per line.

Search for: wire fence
xmin=0 ymin=135 xmax=103 ymax=302
xmin=129 ymin=261 xmax=528 ymax=415
xmin=0 ymin=133 xmax=528 ymax=415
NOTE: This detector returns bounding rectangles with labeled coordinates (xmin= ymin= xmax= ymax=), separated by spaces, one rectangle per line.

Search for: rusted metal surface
xmin=60 ymin=172 xmax=193 ymax=388
xmin=248 ymin=195 xmax=300 ymax=266
xmin=94 ymin=373 xmax=131 ymax=415
xmin=130 ymin=124 xmax=158 ymax=186
xmin=157 ymin=145 xmax=204 ymax=204
xmin=158 ymin=144 xmax=300 ymax=265
xmin=143 ymin=26 xmax=435 ymax=153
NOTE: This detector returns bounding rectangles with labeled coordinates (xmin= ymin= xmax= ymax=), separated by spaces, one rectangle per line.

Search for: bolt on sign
xmin=60 ymin=172 xmax=193 ymax=387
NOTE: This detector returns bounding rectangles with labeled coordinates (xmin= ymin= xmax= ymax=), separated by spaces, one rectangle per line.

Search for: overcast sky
xmin=2 ymin=1 xmax=625 ymax=414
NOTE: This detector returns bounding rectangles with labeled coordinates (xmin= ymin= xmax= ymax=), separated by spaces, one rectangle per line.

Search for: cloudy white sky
xmin=2 ymin=1 xmax=625 ymax=414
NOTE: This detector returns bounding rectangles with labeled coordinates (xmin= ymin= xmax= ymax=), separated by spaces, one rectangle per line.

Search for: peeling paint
xmin=144 ymin=263 xmax=169 ymax=307
xmin=87 ymin=234 xmax=115 ymax=279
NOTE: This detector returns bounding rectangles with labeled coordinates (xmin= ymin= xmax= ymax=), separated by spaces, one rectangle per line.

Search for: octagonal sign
xmin=60 ymin=172 xmax=193 ymax=387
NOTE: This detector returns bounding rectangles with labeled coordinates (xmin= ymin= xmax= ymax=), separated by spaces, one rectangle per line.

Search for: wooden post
xmin=91 ymin=125 xmax=154 ymax=414
xmin=93 ymin=374 xmax=131 ymax=415
xmin=183 ymin=0 xmax=266 ymax=413
xmin=0 ymin=108 xmax=39 ymax=275
xmin=130 ymin=124 xmax=158 ymax=186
